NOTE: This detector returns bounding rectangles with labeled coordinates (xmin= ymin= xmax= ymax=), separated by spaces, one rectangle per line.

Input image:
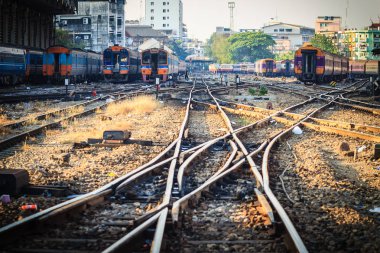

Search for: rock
xmin=338 ymin=142 xmax=350 ymax=153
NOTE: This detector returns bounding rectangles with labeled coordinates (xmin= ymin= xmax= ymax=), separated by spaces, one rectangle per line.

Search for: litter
xmin=21 ymin=204 xmax=38 ymax=211
xmin=369 ymin=207 xmax=380 ymax=213
xmin=292 ymin=126 xmax=303 ymax=135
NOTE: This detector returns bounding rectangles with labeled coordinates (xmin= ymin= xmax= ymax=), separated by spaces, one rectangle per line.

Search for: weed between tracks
xmin=106 ymin=96 xmax=159 ymax=115
xmin=48 ymin=96 xmax=159 ymax=144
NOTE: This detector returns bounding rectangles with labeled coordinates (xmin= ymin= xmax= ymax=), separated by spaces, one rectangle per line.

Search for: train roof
xmin=296 ymin=43 xmax=348 ymax=60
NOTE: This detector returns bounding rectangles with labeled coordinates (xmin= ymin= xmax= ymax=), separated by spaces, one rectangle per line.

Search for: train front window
xmin=120 ymin=50 xmax=128 ymax=64
xmin=142 ymin=52 xmax=151 ymax=64
xmin=104 ymin=50 xmax=112 ymax=64
xmin=158 ymin=51 xmax=167 ymax=64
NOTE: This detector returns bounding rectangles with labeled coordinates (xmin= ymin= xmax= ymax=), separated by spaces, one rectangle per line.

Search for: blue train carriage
xmin=25 ymin=49 xmax=44 ymax=83
xmin=43 ymin=45 xmax=102 ymax=84
xmin=86 ymin=50 xmax=103 ymax=81
xmin=103 ymin=45 xmax=139 ymax=82
xmin=0 ymin=45 xmax=26 ymax=85
xmin=70 ymin=49 xmax=88 ymax=82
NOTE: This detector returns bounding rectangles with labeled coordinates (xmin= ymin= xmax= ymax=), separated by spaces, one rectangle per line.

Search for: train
xmin=209 ymin=60 xmax=292 ymax=77
xmin=294 ymin=43 xmax=349 ymax=84
xmin=103 ymin=45 xmax=140 ymax=82
xmin=275 ymin=60 xmax=294 ymax=77
xmin=254 ymin=59 xmax=276 ymax=77
xmin=43 ymin=46 xmax=102 ymax=84
xmin=349 ymin=60 xmax=380 ymax=79
xmin=0 ymin=44 xmax=103 ymax=85
xmin=141 ymin=48 xmax=180 ymax=83
xmin=0 ymin=45 xmax=44 ymax=85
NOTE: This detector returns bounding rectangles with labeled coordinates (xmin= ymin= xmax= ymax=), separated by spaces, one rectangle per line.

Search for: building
xmin=239 ymin=28 xmax=260 ymax=33
xmin=58 ymin=0 xmax=126 ymax=52
xmin=125 ymin=25 xmax=168 ymax=48
xmin=262 ymin=22 xmax=315 ymax=54
xmin=215 ymin=26 xmax=232 ymax=36
xmin=56 ymin=15 xmax=93 ymax=50
xmin=315 ymin=16 xmax=342 ymax=34
xmin=0 ymin=0 xmax=76 ymax=49
xmin=182 ymin=38 xmax=205 ymax=56
xmin=144 ymin=0 xmax=184 ymax=38
xmin=338 ymin=26 xmax=380 ymax=60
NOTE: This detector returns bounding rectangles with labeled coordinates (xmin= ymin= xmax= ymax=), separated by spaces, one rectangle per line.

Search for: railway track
xmin=1 ymin=76 xmax=379 ymax=252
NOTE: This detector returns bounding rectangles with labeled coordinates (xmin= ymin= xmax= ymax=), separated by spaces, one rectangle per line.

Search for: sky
xmin=126 ymin=0 xmax=380 ymax=41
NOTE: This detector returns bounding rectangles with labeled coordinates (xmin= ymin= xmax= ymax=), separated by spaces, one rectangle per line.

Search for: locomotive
xmin=141 ymin=48 xmax=179 ymax=82
xmin=294 ymin=43 xmax=349 ymax=84
xmin=103 ymin=45 xmax=140 ymax=82
xmin=254 ymin=58 xmax=276 ymax=77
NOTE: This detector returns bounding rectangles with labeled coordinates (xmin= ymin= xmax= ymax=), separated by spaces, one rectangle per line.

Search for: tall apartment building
xmin=144 ymin=0 xmax=184 ymax=39
xmin=58 ymin=0 xmax=126 ymax=52
xmin=315 ymin=16 xmax=342 ymax=34
xmin=335 ymin=26 xmax=380 ymax=60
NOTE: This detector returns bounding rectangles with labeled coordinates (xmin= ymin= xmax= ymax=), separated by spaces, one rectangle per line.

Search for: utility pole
xmin=228 ymin=2 xmax=235 ymax=34
xmin=345 ymin=0 xmax=349 ymax=29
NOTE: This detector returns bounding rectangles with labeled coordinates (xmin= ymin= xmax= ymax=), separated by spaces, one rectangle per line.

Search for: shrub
xmin=248 ymin=87 xmax=256 ymax=96
xmin=259 ymin=85 xmax=268 ymax=96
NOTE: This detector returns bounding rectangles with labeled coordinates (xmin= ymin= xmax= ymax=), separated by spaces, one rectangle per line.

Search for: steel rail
xmin=0 ymin=96 xmax=105 ymax=129
xmin=0 ymin=89 xmax=151 ymax=152
xmin=102 ymin=84 xmax=196 ymax=253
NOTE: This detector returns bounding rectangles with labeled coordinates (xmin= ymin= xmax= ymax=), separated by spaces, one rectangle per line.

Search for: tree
xmin=275 ymin=51 xmax=295 ymax=61
xmin=310 ymin=34 xmax=340 ymax=55
xmin=227 ymin=31 xmax=275 ymax=63
xmin=166 ymin=40 xmax=189 ymax=61
xmin=55 ymin=29 xmax=86 ymax=50
xmin=205 ymin=33 xmax=232 ymax=63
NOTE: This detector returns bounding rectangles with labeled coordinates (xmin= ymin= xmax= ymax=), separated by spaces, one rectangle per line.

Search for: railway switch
xmin=0 ymin=169 xmax=30 ymax=195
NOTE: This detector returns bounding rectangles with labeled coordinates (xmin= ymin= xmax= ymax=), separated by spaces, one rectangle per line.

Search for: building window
xmin=151 ymin=9 xmax=154 ymax=13
xmin=285 ymin=29 xmax=292 ymax=32
xmin=109 ymin=16 xmax=115 ymax=22
xmin=167 ymin=16 xmax=169 ymax=20
xmin=167 ymin=9 xmax=169 ymax=12
xmin=163 ymin=17 xmax=166 ymax=20
xmin=163 ymin=24 xmax=166 ymax=27
xmin=279 ymin=28 xmax=284 ymax=32
xmin=117 ymin=18 xmax=122 ymax=26
xmin=163 ymin=9 xmax=166 ymax=13
xmin=83 ymin=18 xmax=89 ymax=24
xmin=151 ymin=1 xmax=154 ymax=5
xmin=167 ymin=24 xmax=169 ymax=27
xmin=274 ymin=29 xmax=278 ymax=32
xmin=151 ymin=24 xmax=154 ymax=27
xmin=151 ymin=16 xmax=154 ymax=20
xmin=163 ymin=2 xmax=166 ymax=5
